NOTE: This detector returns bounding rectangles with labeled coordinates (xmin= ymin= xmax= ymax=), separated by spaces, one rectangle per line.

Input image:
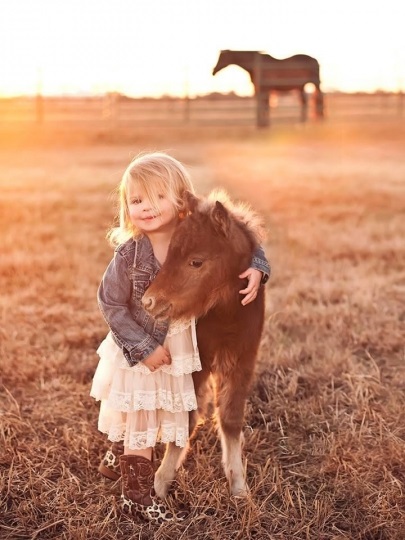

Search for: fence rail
xmin=0 ymin=92 xmax=403 ymax=127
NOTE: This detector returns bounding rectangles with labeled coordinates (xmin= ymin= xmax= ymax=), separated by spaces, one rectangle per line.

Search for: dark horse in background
xmin=213 ymin=49 xmax=324 ymax=127
xmin=143 ymin=190 xmax=265 ymax=497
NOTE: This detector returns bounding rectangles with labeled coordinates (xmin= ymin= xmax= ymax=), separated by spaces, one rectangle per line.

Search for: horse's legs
xmin=214 ymin=366 xmax=254 ymax=496
xmin=256 ymin=90 xmax=270 ymax=128
xmin=300 ymin=88 xmax=308 ymax=122
xmin=315 ymin=85 xmax=324 ymax=118
xmin=154 ymin=371 xmax=211 ymax=499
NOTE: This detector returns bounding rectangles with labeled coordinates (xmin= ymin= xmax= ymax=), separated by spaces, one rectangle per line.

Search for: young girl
xmin=90 ymin=152 xmax=270 ymax=524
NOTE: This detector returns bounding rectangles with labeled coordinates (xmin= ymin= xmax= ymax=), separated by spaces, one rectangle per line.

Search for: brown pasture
xmin=1 ymin=118 xmax=405 ymax=539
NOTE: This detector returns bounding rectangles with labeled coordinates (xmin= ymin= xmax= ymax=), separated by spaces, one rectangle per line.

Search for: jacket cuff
xmin=252 ymin=257 xmax=271 ymax=285
xmin=123 ymin=336 xmax=159 ymax=367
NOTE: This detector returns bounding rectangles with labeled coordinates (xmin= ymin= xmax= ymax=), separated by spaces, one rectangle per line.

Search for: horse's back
xmin=264 ymin=53 xmax=319 ymax=68
xmin=289 ymin=53 xmax=318 ymax=64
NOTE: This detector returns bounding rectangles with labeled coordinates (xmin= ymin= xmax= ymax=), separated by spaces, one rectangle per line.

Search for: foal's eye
xmin=189 ymin=259 xmax=203 ymax=268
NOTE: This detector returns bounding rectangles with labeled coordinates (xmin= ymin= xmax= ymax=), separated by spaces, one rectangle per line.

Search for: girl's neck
xmin=146 ymin=230 xmax=173 ymax=265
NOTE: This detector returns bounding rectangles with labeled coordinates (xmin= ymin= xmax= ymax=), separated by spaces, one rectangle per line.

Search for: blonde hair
xmin=108 ymin=152 xmax=195 ymax=246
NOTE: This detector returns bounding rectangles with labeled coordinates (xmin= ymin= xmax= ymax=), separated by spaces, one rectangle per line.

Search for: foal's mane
xmin=205 ymin=189 xmax=266 ymax=243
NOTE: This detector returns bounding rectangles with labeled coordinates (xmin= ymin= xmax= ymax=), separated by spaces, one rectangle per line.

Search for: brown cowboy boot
xmin=98 ymin=442 xmax=124 ymax=481
xmin=119 ymin=454 xmax=188 ymax=524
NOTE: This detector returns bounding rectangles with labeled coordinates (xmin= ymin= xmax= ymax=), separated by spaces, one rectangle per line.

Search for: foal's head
xmin=143 ymin=190 xmax=262 ymax=321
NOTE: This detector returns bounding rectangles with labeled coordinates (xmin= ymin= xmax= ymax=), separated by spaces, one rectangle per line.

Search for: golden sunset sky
xmin=0 ymin=0 xmax=404 ymax=97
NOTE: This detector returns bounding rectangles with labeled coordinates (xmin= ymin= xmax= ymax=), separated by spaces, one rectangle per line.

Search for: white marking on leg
xmin=218 ymin=411 xmax=248 ymax=497
xmin=154 ymin=443 xmax=183 ymax=499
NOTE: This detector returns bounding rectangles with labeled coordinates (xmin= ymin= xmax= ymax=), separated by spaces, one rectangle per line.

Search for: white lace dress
xmin=90 ymin=318 xmax=201 ymax=450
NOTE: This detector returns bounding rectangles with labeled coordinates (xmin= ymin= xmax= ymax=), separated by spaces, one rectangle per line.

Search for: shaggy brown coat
xmin=142 ymin=190 xmax=265 ymax=496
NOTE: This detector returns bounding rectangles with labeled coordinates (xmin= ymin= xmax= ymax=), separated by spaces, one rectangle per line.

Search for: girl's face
xmin=126 ymin=181 xmax=178 ymax=236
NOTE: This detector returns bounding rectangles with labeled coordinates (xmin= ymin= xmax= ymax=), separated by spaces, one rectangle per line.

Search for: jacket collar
xmin=133 ymin=235 xmax=161 ymax=274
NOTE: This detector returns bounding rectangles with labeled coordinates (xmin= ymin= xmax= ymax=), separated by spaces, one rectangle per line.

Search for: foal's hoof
xmin=154 ymin=473 xmax=172 ymax=499
xmin=230 ymin=483 xmax=249 ymax=498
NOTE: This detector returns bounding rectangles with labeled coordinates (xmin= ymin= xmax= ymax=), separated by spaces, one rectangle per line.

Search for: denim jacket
xmin=97 ymin=235 xmax=270 ymax=366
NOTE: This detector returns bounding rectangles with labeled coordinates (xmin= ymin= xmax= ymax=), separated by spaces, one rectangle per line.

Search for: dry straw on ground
xmin=1 ymin=119 xmax=404 ymax=539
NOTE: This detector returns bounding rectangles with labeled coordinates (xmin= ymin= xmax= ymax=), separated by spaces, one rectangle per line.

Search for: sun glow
xmin=0 ymin=0 xmax=404 ymax=98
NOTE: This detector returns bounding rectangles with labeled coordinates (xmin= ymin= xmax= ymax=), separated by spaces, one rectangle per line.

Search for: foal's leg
xmin=154 ymin=441 xmax=185 ymax=499
xmin=154 ymin=373 xmax=210 ymax=499
xmin=215 ymin=367 xmax=254 ymax=496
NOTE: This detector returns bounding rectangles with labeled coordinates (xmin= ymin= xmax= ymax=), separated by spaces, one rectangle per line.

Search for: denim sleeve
xmin=97 ymin=251 xmax=160 ymax=366
xmin=251 ymin=245 xmax=271 ymax=284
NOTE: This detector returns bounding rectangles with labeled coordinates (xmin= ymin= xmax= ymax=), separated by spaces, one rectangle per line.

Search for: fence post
xmin=254 ymin=53 xmax=269 ymax=128
xmin=398 ymin=91 xmax=404 ymax=117
xmin=183 ymin=95 xmax=190 ymax=123
xmin=35 ymin=67 xmax=44 ymax=124
xmin=35 ymin=93 xmax=44 ymax=124
xmin=103 ymin=93 xmax=118 ymax=127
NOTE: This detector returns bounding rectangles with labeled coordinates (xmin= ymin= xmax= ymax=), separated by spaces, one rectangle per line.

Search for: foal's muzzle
xmin=142 ymin=294 xmax=172 ymax=320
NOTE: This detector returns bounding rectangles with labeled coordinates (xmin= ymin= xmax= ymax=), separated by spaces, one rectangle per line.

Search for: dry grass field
xmin=1 ymin=117 xmax=404 ymax=539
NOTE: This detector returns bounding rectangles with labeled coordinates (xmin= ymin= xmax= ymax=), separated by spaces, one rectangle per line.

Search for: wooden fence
xmin=0 ymin=92 xmax=403 ymax=127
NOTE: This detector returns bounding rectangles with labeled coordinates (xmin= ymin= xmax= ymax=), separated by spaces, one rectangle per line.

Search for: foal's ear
xmin=183 ymin=190 xmax=200 ymax=213
xmin=212 ymin=201 xmax=230 ymax=236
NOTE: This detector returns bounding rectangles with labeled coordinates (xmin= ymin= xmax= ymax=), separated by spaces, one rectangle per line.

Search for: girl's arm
xmin=239 ymin=244 xmax=271 ymax=306
xmin=97 ymin=251 xmax=162 ymax=366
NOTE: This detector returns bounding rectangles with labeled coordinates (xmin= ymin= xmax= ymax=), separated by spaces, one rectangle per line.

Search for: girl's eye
xmin=158 ymin=194 xmax=165 ymax=200
xmin=189 ymin=259 xmax=203 ymax=268
xmin=131 ymin=198 xmax=141 ymax=204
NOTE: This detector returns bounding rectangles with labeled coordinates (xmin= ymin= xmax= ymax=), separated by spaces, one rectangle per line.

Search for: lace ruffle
xmin=166 ymin=319 xmax=192 ymax=336
xmin=102 ymin=425 xmax=188 ymax=449
xmin=124 ymin=353 xmax=201 ymax=377
xmin=106 ymin=388 xmax=198 ymax=413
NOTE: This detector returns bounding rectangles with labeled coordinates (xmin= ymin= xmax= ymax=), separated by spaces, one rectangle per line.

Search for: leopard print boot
xmin=119 ymin=455 xmax=188 ymax=524
xmin=98 ymin=442 xmax=124 ymax=481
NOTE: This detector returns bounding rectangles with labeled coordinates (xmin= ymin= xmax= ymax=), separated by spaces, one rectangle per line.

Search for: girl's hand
xmin=143 ymin=345 xmax=172 ymax=372
xmin=239 ymin=268 xmax=262 ymax=306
